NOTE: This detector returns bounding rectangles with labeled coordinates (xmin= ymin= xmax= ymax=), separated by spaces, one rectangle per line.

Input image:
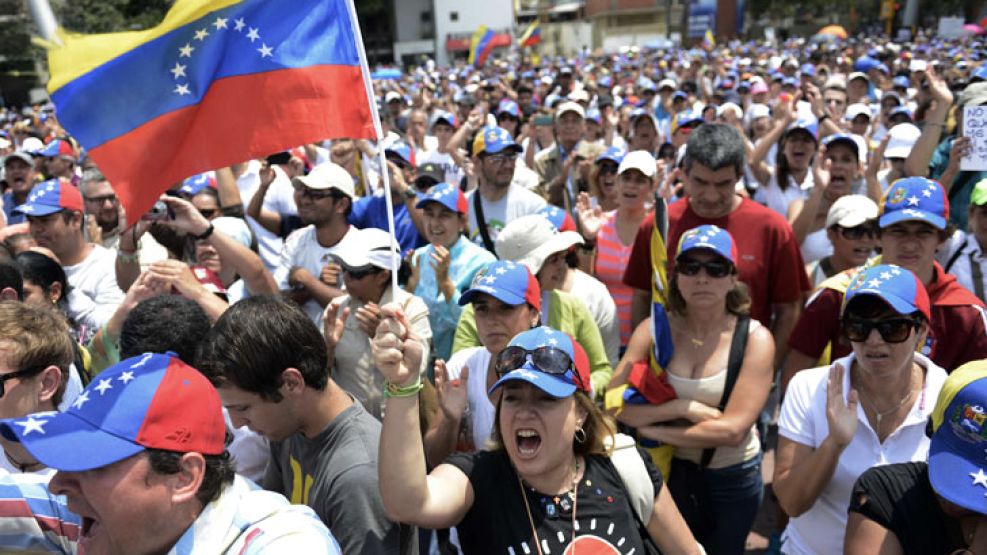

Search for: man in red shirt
xmin=782 ymin=177 xmax=987 ymax=388
xmin=623 ymin=123 xmax=811 ymax=369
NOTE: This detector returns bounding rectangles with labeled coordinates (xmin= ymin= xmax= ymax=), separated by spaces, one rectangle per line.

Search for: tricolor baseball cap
xmin=459 ymin=260 xmax=541 ymax=310
xmin=879 ymin=177 xmax=948 ymax=230
xmin=671 ymin=109 xmax=704 ymax=135
xmin=596 ymin=146 xmax=626 ymax=165
xmin=38 ymin=139 xmax=75 ymax=160
xmin=385 ymin=141 xmax=416 ymax=169
xmin=676 ymin=224 xmax=738 ymax=264
xmin=180 ymin=172 xmax=217 ymax=196
xmin=537 ymin=205 xmax=578 ymax=233
xmin=842 ymin=264 xmax=931 ymax=321
xmin=928 ymin=360 xmax=987 ymax=515
xmin=416 ymin=182 xmax=467 ymax=214
xmin=472 ymin=126 xmax=522 ymax=156
xmin=14 ymin=179 xmax=83 ymax=216
xmin=0 ymin=353 xmax=226 ymax=472
xmin=488 ymin=326 xmax=591 ymax=398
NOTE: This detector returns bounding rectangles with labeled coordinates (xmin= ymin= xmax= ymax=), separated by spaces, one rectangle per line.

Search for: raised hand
xmin=372 ymin=303 xmax=423 ymax=386
xmin=826 ymin=363 xmax=858 ymax=448
xmin=575 ymin=192 xmax=605 ymax=240
xmin=434 ymin=359 xmax=469 ymax=420
xmin=355 ymin=301 xmax=382 ymax=338
xmin=322 ymin=301 xmax=350 ymax=357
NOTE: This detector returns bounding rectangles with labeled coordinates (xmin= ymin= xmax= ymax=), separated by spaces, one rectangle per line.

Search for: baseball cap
xmin=292 ymin=162 xmax=355 ymax=198
xmin=497 ymin=99 xmax=521 ymax=118
xmin=596 ymin=146 xmax=626 ymax=165
xmin=414 ymin=162 xmax=444 ymax=189
xmin=842 ymin=264 xmax=931 ymax=322
xmin=430 ymin=111 xmax=457 ymax=129
xmin=676 ymin=224 xmax=738 ymax=264
xmin=893 ymin=75 xmax=911 ymax=89
xmin=630 ymin=108 xmax=658 ymax=130
xmin=38 ymin=139 xmax=75 ymax=160
xmin=971 ymin=178 xmax=987 ymax=206
xmin=657 ymin=78 xmax=677 ymax=91
xmin=751 ymin=82 xmax=769 ymax=95
xmin=537 ymin=205 xmax=578 ymax=233
xmin=472 ymin=126 xmax=522 ymax=156
xmin=488 ymin=326 xmax=591 ymax=398
xmin=854 ymin=56 xmax=881 ymax=73
xmin=848 ymin=71 xmax=870 ymax=84
xmin=180 ymin=172 xmax=217 ymax=196
xmin=826 ymin=194 xmax=879 ymax=228
xmin=821 ymin=133 xmax=868 ymax=163
xmin=495 ymin=214 xmax=583 ymax=274
xmin=332 ymin=227 xmax=400 ymax=271
xmin=555 ymin=101 xmax=586 ymax=120
xmin=20 ymin=137 xmax=44 ymax=154
xmin=889 ymin=106 xmax=913 ymax=121
xmin=459 ymin=260 xmax=541 ymax=310
xmin=2 ymin=151 xmax=33 ymax=167
xmin=384 ymin=91 xmax=403 ymax=104
xmin=14 ymin=179 xmax=83 ymax=216
xmin=385 ymin=140 xmax=416 ymax=168
xmin=972 ymin=65 xmax=987 ymax=83
xmin=416 ymin=182 xmax=467 ymax=214
xmin=671 ymin=109 xmax=704 ymax=135
xmin=879 ymin=177 xmax=948 ymax=230
xmin=928 ymin=360 xmax=987 ymax=515
xmin=618 ymin=150 xmax=657 ymax=178
xmin=784 ymin=115 xmax=819 ymax=141
xmin=884 ymin=123 xmax=921 ymax=159
xmin=211 ymin=216 xmax=253 ymax=249
xmin=845 ymin=103 xmax=873 ymax=121
xmin=0 ymin=353 xmax=226 ymax=472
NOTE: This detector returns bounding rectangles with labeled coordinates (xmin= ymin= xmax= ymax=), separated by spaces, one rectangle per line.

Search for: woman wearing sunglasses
xmin=610 ymin=224 xmax=775 ymax=554
xmin=773 ymin=264 xmax=947 ymax=555
xmin=372 ymin=320 xmax=700 ymax=554
xmin=586 ymin=146 xmax=625 ymax=213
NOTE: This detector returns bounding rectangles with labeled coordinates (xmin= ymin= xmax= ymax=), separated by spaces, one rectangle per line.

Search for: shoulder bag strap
xmin=472 ymin=192 xmax=498 ymax=256
xmin=945 ymin=242 xmax=967 ymax=274
xmin=700 ymin=314 xmax=751 ymax=468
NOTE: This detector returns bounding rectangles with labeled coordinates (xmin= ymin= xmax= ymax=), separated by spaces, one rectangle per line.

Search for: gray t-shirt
xmin=263 ymin=398 xmax=416 ymax=555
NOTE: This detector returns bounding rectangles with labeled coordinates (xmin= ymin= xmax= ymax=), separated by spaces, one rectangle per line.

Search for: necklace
xmin=516 ymin=458 xmax=581 ymax=555
xmin=856 ymin=365 xmax=923 ymax=431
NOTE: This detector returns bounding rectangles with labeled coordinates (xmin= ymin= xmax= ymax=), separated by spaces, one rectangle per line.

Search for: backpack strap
xmin=700 ymin=314 xmax=750 ymax=468
xmin=472 ymin=192 xmax=498 ymax=256
xmin=607 ymin=433 xmax=654 ymax=523
xmin=945 ymin=242 xmax=967 ymax=274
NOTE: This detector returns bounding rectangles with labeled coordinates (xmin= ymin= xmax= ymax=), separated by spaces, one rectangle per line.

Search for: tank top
xmin=594 ymin=210 xmax=636 ymax=345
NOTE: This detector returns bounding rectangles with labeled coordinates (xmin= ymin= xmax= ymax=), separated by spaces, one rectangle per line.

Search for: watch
xmin=402 ymin=188 xmax=418 ymax=202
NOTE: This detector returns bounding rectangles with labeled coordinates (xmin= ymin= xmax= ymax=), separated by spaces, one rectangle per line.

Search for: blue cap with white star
xmin=488 ymin=326 xmax=591 ymax=398
xmin=842 ymin=263 xmax=931 ymax=322
xmin=879 ymin=177 xmax=948 ymax=230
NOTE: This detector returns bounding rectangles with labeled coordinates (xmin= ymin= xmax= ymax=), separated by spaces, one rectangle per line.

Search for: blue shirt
xmin=3 ymin=192 xmax=25 ymax=225
xmin=412 ymin=236 xmax=496 ymax=360
xmin=349 ymin=192 xmax=425 ymax=253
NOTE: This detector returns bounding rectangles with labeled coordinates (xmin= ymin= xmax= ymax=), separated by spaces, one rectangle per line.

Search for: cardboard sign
xmin=963 ymin=105 xmax=987 ymax=172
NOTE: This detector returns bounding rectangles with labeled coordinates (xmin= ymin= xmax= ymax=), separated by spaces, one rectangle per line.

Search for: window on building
xmin=450 ymin=11 xmax=458 ymax=22
xmin=421 ymin=10 xmax=432 ymax=22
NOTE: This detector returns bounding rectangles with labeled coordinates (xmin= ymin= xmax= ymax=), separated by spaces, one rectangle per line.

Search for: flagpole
xmin=346 ymin=0 xmax=400 ymax=295
xmin=26 ymin=0 xmax=62 ymax=45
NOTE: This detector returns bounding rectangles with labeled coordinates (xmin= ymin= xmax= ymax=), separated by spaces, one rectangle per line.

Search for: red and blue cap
xmin=14 ymin=179 xmax=84 ymax=216
xmin=676 ymin=224 xmax=738 ymax=264
xmin=38 ymin=139 xmax=75 ymax=160
xmin=0 ymin=353 xmax=226 ymax=472
xmin=416 ymin=182 xmax=468 ymax=214
xmin=459 ymin=260 xmax=541 ymax=311
xmin=928 ymin=361 xmax=987 ymax=516
xmin=671 ymin=109 xmax=704 ymax=135
xmin=180 ymin=172 xmax=217 ymax=196
xmin=488 ymin=326 xmax=592 ymax=398
xmin=842 ymin=264 xmax=932 ymax=322
xmin=472 ymin=126 xmax=522 ymax=156
xmin=879 ymin=177 xmax=949 ymax=230
xmin=537 ymin=205 xmax=578 ymax=233
xmin=385 ymin=141 xmax=416 ymax=168
xmin=497 ymin=99 xmax=521 ymax=118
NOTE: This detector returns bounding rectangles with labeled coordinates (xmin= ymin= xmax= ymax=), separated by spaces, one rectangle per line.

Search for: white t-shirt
xmin=753 ymin=172 xmax=813 ymax=217
xmin=64 ymin=245 xmax=124 ymax=332
xmin=777 ymin=353 xmax=947 ymax=555
xmin=570 ymin=270 xmax=620 ymax=367
xmin=417 ymin=149 xmax=464 ymax=187
xmin=801 ymin=228 xmax=833 ymax=264
xmin=444 ymin=347 xmax=495 ymax=450
xmin=273 ymin=225 xmax=358 ymax=323
xmin=466 ymin=184 xmax=546 ymax=248
xmin=237 ymin=161 xmax=298 ymax=273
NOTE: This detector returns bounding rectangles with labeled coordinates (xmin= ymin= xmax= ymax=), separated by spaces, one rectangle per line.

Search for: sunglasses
xmin=293 ymin=186 xmax=340 ymax=201
xmin=0 ymin=366 xmax=45 ymax=398
xmin=344 ymin=266 xmax=382 ymax=280
xmin=837 ymin=225 xmax=876 ymax=240
xmin=198 ymin=208 xmax=219 ymax=219
xmin=598 ymin=163 xmax=619 ymax=175
xmin=495 ymin=346 xmax=585 ymax=390
xmin=843 ymin=317 xmax=920 ymax=344
xmin=676 ymin=257 xmax=734 ymax=278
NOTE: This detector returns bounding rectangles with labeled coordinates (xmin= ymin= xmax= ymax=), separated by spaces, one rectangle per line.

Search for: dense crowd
xmin=0 ymin=28 xmax=985 ymax=555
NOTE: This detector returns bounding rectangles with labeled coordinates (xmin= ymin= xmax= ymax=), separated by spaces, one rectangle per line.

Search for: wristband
xmin=192 ymin=223 xmax=215 ymax=241
xmin=384 ymin=378 xmax=423 ymax=398
xmin=117 ymin=250 xmax=140 ymax=263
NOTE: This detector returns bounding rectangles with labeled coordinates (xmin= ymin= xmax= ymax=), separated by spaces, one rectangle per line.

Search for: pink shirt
xmin=595 ymin=210 xmax=636 ymax=345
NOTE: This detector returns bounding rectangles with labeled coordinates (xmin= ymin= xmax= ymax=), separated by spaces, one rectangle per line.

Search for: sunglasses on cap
xmin=494 ymin=346 xmax=586 ymax=390
xmin=676 ymin=257 xmax=734 ymax=278
xmin=842 ymin=317 xmax=921 ymax=344
xmin=836 ymin=225 xmax=876 ymax=240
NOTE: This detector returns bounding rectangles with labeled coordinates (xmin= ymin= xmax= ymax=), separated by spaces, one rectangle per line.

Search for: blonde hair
xmin=0 ymin=302 xmax=74 ymax=404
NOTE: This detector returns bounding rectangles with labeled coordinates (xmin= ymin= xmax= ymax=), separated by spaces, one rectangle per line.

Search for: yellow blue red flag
xmin=46 ymin=0 xmax=376 ymax=221
xmin=703 ymin=29 xmax=716 ymax=50
xmin=468 ymin=26 xmax=496 ymax=66
xmin=518 ymin=20 xmax=541 ymax=48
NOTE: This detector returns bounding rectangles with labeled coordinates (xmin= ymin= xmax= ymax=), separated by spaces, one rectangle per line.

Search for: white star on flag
xmin=972 ymin=468 xmax=987 ymax=488
xmin=71 ymin=390 xmax=90 ymax=410
xmin=234 ymin=18 xmax=245 ymax=31
xmin=179 ymin=44 xmax=194 ymax=57
xmin=95 ymin=378 xmax=114 ymax=395
xmin=16 ymin=417 xmax=47 ymax=436
xmin=246 ymin=28 xmax=260 ymax=42
xmin=170 ymin=63 xmax=186 ymax=79
xmin=193 ymin=28 xmax=209 ymax=41
xmin=118 ymin=371 xmax=135 ymax=384
xmin=213 ymin=17 xmax=228 ymax=30
xmin=258 ymin=43 xmax=273 ymax=58
xmin=175 ymin=84 xmax=191 ymax=96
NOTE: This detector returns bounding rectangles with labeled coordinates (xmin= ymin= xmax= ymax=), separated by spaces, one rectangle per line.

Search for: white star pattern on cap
xmin=118 ymin=371 xmax=135 ymax=384
xmin=868 ymin=278 xmax=881 ymax=288
xmin=513 ymin=369 xmax=539 ymax=380
xmin=495 ymin=266 xmax=507 ymax=275
xmin=16 ymin=416 xmax=47 ymax=436
xmin=94 ymin=378 xmax=114 ymax=395
xmin=880 ymin=272 xmax=892 ymax=280
xmin=902 ymin=209 xmax=926 ymax=218
xmin=972 ymin=468 xmax=987 ymax=488
xmin=907 ymin=196 xmax=919 ymax=206
xmin=213 ymin=17 xmax=228 ymax=30
xmin=922 ymin=189 xmax=932 ymax=198
xmin=71 ymin=390 xmax=90 ymax=410
xmin=891 ymin=268 xmax=902 ymax=275
xmin=482 ymin=275 xmax=497 ymax=284
xmin=172 ymin=14 xmax=272 ymax=97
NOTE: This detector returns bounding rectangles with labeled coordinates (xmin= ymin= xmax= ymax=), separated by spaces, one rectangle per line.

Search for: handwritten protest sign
xmin=963 ymin=105 xmax=987 ymax=171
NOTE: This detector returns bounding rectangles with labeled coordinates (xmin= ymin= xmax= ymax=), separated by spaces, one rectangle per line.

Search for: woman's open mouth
xmin=516 ymin=428 xmax=541 ymax=456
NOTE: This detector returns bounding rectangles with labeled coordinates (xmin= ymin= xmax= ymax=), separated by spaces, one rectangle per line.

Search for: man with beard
xmin=2 ymin=152 xmax=37 ymax=225
xmin=273 ymin=162 xmax=358 ymax=323
xmin=79 ymin=168 xmax=123 ymax=249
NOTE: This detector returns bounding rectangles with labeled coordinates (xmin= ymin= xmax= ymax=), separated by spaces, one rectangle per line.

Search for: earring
xmin=574 ymin=426 xmax=587 ymax=443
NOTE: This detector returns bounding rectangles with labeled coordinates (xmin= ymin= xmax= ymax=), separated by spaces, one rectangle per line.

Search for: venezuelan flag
xmin=47 ymin=0 xmax=376 ymax=220
xmin=703 ymin=28 xmax=716 ymax=50
xmin=468 ymin=26 xmax=496 ymax=67
xmin=518 ymin=20 xmax=541 ymax=48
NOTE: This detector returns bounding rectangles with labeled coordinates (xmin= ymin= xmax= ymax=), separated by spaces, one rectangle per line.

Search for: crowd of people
xmin=0 ymin=26 xmax=985 ymax=554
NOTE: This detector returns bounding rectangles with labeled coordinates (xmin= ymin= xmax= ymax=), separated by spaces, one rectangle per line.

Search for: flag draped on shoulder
xmin=518 ymin=20 xmax=541 ymax=48
xmin=468 ymin=26 xmax=495 ymax=66
xmin=46 ymin=0 xmax=377 ymax=221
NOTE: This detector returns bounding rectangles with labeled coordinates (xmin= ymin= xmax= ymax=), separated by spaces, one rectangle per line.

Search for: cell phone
xmin=534 ymin=115 xmax=554 ymax=126
xmin=141 ymin=201 xmax=174 ymax=222
xmin=266 ymin=152 xmax=292 ymax=166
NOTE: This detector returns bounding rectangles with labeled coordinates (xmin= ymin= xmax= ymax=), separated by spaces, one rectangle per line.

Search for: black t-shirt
xmin=849 ymin=462 xmax=965 ymax=554
xmin=445 ymin=448 xmax=662 ymax=555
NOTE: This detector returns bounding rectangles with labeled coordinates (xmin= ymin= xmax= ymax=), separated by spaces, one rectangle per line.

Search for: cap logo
xmin=889 ymin=186 xmax=907 ymax=205
xmin=950 ymin=403 xmax=987 ymax=444
xmin=165 ymin=427 xmax=193 ymax=444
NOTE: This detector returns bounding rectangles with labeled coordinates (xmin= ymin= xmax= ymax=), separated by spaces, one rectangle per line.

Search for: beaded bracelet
xmin=384 ymin=378 xmax=423 ymax=398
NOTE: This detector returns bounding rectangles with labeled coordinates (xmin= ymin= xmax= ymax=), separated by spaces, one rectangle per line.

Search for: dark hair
xmin=15 ymin=251 xmax=65 ymax=303
xmin=120 ymin=296 xmax=211 ymax=364
xmin=843 ymin=294 xmax=927 ymax=326
xmin=775 ymin=128 xmax=817 ymax=192
xmin=0 ymin=261 xmax=23 ymax=300
xmin=683 ymin=123 xmax=745 ymax=178
xmin=195 ymin=296 xmax=329 ymax=401
xmin=145 ymin=441 xmax=236 ymax=506
xmin=331 ymin=191 xmax=353 ymax=217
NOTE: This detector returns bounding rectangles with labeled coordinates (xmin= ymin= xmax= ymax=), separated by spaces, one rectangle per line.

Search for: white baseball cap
xmin=495 ymin=214 xmax=583 ymax=274
xmin=292 ymin=162 xmax=355 ymax=198
xmin=332 ymin=228 xmax=401 ymax=271
xmin=826 ymin=194 xmax=879 ymax=228
xmin=618 ymin=150 xmax=657 ymax=178
xmin=555 ymin=101 xmax=586 ymax=120
xmin=884 ymin=123 xmax=921 ymax=159
xmin=845 ymin=103 xmax=873 ymax=121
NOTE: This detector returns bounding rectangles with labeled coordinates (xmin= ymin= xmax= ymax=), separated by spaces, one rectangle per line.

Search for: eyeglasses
xmin=843 ymin=317 xmax=920 ymax=343
xmin=0 ymin=366 xmax=45 ymax=398
xmin=837 ymin=225 xmax=876 ymax=241
xmin=494 ymin=346 xmax=585 ymax=390
xmin=676 ymin=257 xmax=734 ymax=278
xmin=344 ymin=266 xmax=382 ymax=280
xmin=598 ymin=163 xmax=619 ymax=175
xmin=293 ymin=186 xmax=340 ymax=201
xmin=198 ymin=208 xmax=219 ymax=219
xmin=85 ymin=194 xmax=117 ymax=205
xmin=485 ymin=153 xmax=518 ymax=166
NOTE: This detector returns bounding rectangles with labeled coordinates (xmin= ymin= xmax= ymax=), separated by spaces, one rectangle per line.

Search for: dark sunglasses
xmin=843 ymin=318 xmax=920 ymax=344
xmin=344 ymin=266 xmax=382 ymax=280
xmin=598 ymin=163 xmax=619 ymax=175
xmin=293 ymin=186 xmax=340 ymax=201
xmin=495 ymin=346 xmax=585 ymax=390
xmin=836 ymin=225 xmax=876 ymax=241
xmin=198 ymin=208 xmax=219 ymax=219
xmin=0 ymin=366 xmax=46 ymax=398
xmin=676 ymin=257 xmax=734 ymax=278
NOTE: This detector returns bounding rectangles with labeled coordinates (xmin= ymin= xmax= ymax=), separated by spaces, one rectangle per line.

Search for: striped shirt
xmin=595 ymin=210 xmax=638 ymax=345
